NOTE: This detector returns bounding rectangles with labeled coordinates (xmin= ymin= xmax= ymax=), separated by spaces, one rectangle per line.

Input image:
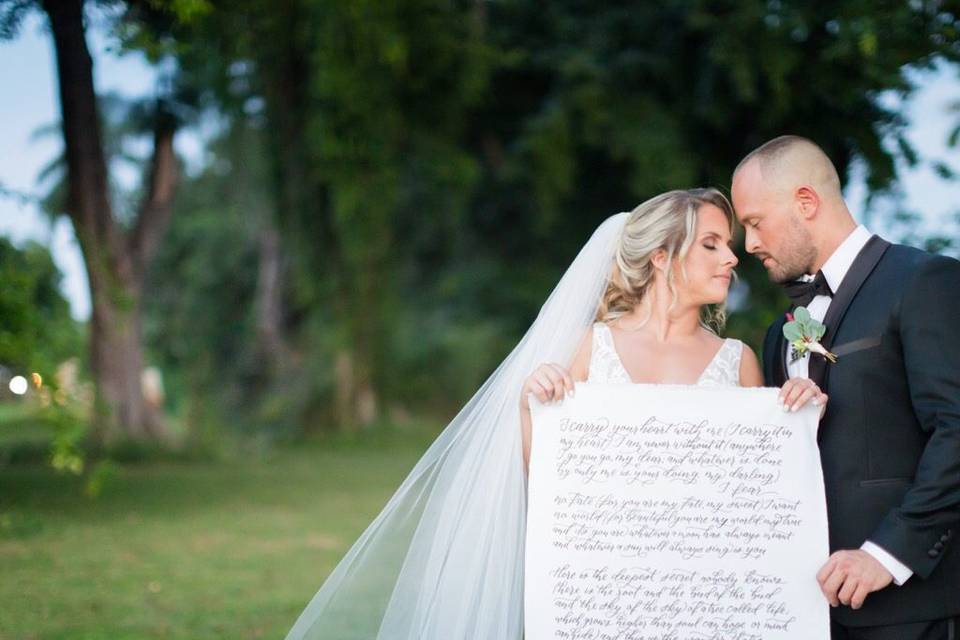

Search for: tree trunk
xmin=252 ymin=3 xmax=381 ymax=430
xmin=87 ymin=275 xmax=157 ymax=441
xmin=254 ymin=221 xmax=286 ymax=367
xmin=333 ymin=348 xmax=378 ymax=431
xmin=43 ymin=0 xmax=178 ymax=443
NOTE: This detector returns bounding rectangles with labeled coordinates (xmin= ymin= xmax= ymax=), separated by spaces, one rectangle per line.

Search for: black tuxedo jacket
xmin=762 ymin=237 xmax=960 ymax=627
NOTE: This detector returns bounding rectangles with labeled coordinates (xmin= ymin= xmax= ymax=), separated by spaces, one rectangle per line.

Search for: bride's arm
xmin=520 ymin=327 xmax=593 ymax=474
xmin=739 ymin=344 xmax=764 ymax=387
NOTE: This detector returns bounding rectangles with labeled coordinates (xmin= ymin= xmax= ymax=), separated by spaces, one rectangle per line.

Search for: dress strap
xmin=729 ymin=339 xmax=744 ymax=379
xmin=587 ymin=322 xmax=632 ymax=384
xmin=720 ymin=338 xmax=744 ymax=384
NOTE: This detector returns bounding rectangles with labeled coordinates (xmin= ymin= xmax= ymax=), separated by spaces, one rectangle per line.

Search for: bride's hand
xmin=520 ymin=363 xmax=575 ymax=410
xmin=779 ymin=377 xmax=828 ymax=418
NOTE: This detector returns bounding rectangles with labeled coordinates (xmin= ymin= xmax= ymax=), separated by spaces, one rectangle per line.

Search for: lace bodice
xmin=587 ymin=322 xmax=743 ymax=387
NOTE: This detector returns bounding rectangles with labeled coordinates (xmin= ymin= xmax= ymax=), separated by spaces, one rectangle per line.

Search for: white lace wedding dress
xmin=587 ymin=322 xmax=743 ymax=386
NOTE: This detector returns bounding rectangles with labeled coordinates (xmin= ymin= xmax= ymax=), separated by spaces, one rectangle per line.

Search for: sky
xmin=1 ymin=10 xmax=958 ymax=321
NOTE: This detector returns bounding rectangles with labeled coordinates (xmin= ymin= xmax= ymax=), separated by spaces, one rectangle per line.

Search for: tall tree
xmin=2 ymin=0 xmax=187 ymax=442
xmin=44 ymin=0 xmax=180 ymax=442
xmin=170 ymin=0 xmax=489 ymax=429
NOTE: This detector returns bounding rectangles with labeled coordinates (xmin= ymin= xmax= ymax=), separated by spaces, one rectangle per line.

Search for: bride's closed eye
xmin=702 ymin=241 xmax=732 ymax=251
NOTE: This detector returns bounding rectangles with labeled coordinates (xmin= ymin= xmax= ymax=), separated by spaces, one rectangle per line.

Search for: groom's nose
xmin=744 ymin=227 xmax=760 ymax=254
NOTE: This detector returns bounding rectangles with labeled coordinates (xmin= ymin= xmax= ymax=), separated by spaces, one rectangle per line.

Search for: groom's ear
xmin=795 ymin=186 xmax=821 ymax=220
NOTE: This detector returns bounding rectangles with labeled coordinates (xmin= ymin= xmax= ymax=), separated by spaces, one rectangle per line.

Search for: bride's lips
xmin=714 ymin=274 xmax=732 ymax=283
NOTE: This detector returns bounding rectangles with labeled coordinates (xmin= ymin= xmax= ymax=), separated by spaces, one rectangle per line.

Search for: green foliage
xmin=142 ymin=123 xmax=265 ymax=431
xmin=141 ymin=1 xmax=960 ymax=434
xmin=0 ymin=238 xmax=83 ymax=376
xmin=783 ymin=306 xmax=827 ymax=343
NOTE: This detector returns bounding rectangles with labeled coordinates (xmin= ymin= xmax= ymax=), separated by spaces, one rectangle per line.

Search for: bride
xmin=520 ymin=187 xmax=763 ymax=471
xmin=284 ymin=188 xmax=826 ymax=640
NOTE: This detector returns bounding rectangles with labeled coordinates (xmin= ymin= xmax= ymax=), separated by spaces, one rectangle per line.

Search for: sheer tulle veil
xmin=284 ymin=211 xmax=629 ymax=640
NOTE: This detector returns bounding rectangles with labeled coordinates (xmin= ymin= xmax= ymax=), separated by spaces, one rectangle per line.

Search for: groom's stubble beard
xmin=762 ymin=216 xmax=817 ymax=284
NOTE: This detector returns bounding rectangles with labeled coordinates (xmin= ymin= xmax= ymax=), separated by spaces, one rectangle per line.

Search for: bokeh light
xmin=9 ymin=376 xmax=28 ymax=395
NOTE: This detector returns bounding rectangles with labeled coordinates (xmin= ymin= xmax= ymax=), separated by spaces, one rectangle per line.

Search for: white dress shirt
xmin=786 ymin=224 xmax=913 ymax=586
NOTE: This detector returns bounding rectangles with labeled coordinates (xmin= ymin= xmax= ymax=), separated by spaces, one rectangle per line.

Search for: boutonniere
xmin=783 ymin=306 xmax=838 ymax=363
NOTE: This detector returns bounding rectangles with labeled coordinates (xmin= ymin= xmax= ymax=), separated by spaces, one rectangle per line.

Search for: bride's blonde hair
xmin=596 ymin=188 xmax=735 ymax=332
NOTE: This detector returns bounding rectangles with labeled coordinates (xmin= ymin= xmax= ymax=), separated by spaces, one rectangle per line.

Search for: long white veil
xmin=285 ymin=211 xmax=629 ymax=640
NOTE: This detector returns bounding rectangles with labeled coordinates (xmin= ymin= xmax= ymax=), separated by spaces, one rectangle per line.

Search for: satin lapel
xmin=764 ymin=314 xmax=789 ymax=387
xmin=808 ymin=236 xmax=891 ymax=387
xmin=777 ymin=323 xmax=788 ymax=387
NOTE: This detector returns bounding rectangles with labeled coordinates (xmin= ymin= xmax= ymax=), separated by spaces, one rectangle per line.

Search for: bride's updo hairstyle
xmin=597 ymin=187 xmax=735 ymax=330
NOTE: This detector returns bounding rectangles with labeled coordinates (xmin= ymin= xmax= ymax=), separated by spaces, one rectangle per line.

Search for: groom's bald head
xmin=732 ymin=135 xmax=842 ymax=200
xmin=732 ymin=135 xmax=857 ymax=280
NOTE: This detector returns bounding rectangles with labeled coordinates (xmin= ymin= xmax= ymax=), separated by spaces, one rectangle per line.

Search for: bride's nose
xmin=722 ymin=246 xmax=738 ymax=267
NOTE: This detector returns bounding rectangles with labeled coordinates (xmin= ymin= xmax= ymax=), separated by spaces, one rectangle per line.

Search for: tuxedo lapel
xmin=776 ymin=320 xmax=788 ymax=387
xmin=763 ymin=314 xmax=789 ymax=387
xmin=808 ymin=235 xmax=891 ymax=387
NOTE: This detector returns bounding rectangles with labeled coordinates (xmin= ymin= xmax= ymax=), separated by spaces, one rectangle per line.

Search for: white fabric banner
xmin=525 ymin=383 xmax=830 ymax=640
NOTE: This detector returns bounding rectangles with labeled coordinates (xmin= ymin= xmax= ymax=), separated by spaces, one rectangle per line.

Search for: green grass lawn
xmin=0 ymin=429 xmax=435 ymax=640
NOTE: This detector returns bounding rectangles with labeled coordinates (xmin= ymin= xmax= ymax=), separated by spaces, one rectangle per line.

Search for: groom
xmin=732 ymin=136 xmax=960 ymax=639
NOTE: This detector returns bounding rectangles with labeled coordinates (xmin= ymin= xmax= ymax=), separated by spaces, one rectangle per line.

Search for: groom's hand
xmin=817 ymin=549 xmax=894 ymax=609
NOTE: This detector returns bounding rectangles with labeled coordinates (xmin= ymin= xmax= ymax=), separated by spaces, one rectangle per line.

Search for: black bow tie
xmin=783 ymin=270 xmax=833 ymax=308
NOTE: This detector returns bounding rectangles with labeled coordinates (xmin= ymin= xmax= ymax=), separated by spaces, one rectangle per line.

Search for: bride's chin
xmin=681 ymin=287 xmax=727 ymax=308
xmin=701 ymin=291 xmax=729 ymax=306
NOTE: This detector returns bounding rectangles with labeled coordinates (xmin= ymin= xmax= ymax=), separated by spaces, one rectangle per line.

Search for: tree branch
xmin=129 ymin=120 xmax=178 ymax=276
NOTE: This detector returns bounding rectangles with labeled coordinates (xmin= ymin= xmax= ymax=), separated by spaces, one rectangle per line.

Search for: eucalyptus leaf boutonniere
xmin=784 ymin=306 xmax=838 ymax=363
